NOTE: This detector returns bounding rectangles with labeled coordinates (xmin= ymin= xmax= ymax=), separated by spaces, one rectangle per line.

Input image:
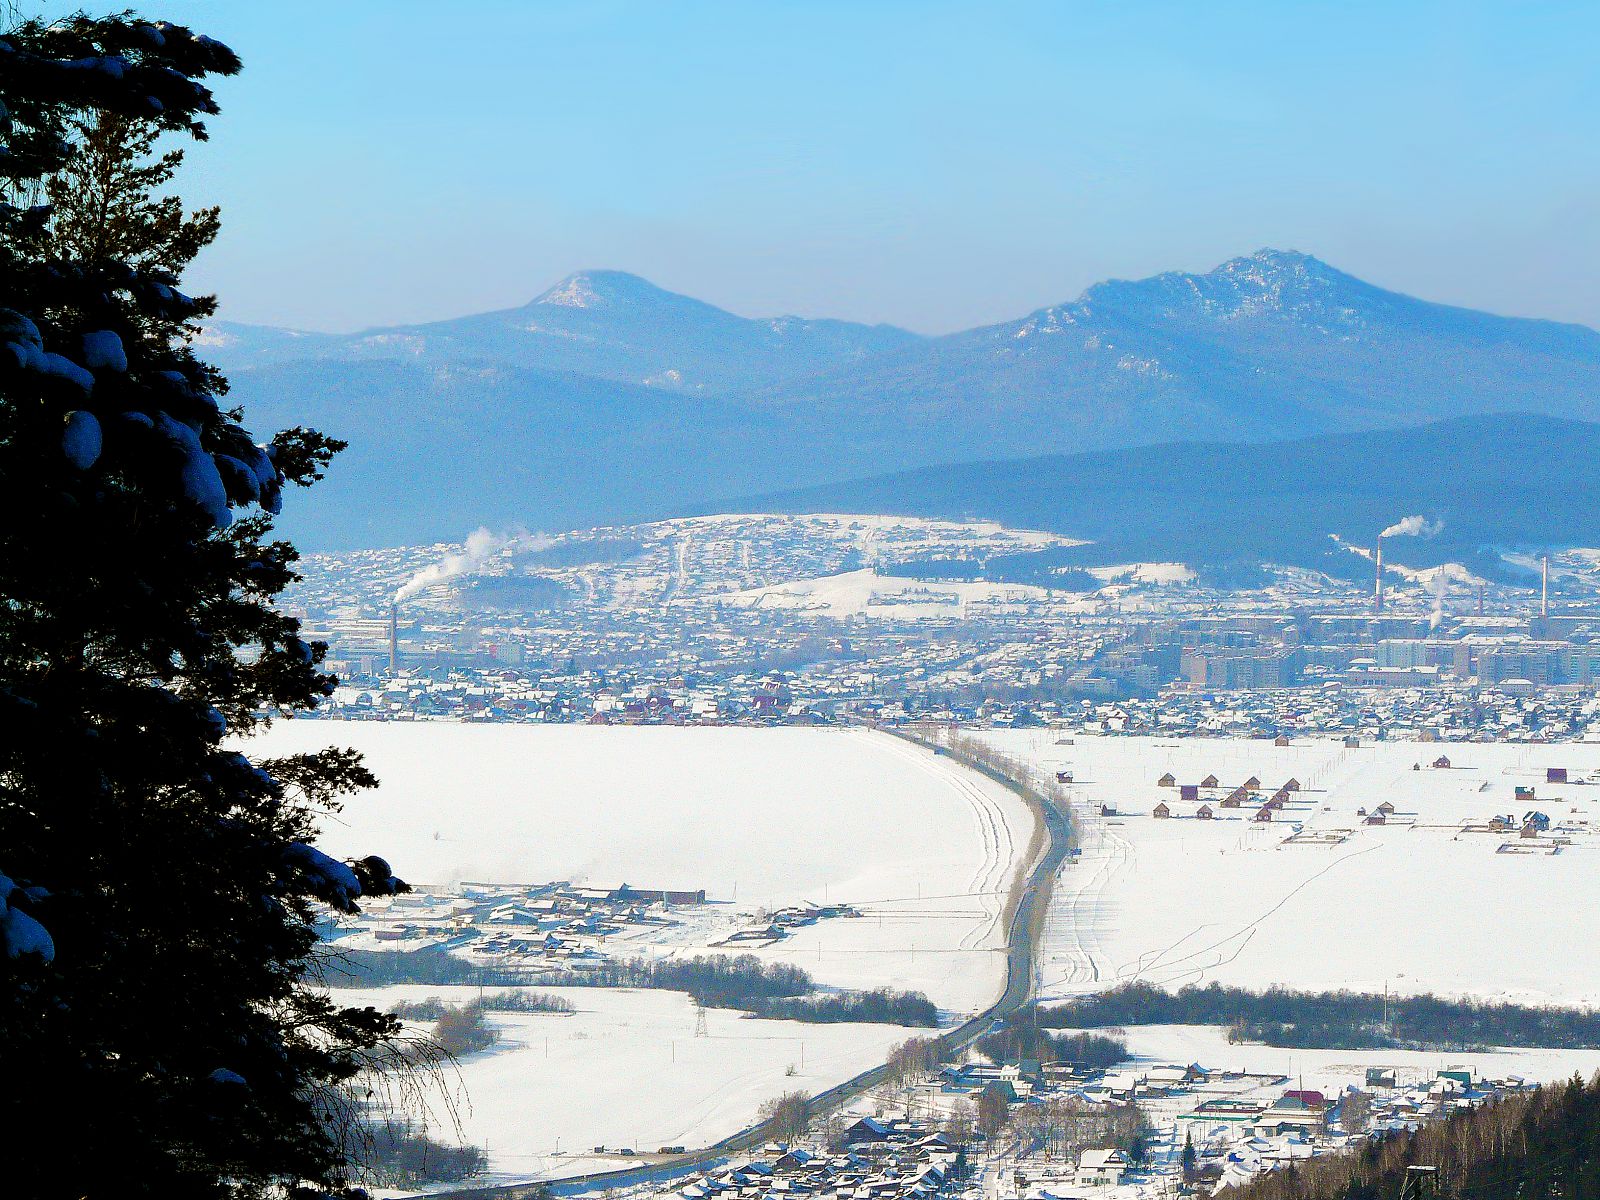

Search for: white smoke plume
xmin=1429 ymin=570 xmax=1449 ymax=630
xmin=1380 ymin=515 xmax=1444 ymax=539
xmin=394 ymin=527 xmax=552 ymax=602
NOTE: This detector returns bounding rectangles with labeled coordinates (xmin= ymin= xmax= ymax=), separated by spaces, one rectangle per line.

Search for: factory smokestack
xmin=1374 ymin=538 xmax=1384 ymax=614
xmin=388 ymin=603 xmax=399 ymax=676
xmin=1542 ymin=555 xmax=1550 ymax=618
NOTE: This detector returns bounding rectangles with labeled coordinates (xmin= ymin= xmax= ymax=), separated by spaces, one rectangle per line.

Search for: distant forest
xmin=1218 ymin=1074 xmax=1600 ymax=1200
xmin=1044 ymin=983 xmax=1600 ymax=1052
xmin=878 ymin=551 xmax=1101 ymax=592
xmin=322 ymin=947 xmax=939 ymax=1026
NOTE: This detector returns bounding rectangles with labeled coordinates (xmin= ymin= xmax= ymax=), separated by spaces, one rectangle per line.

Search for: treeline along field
xmin=1044 ymin=983 xmax=1600 ymax=1051
xmin=977 ymin=1014 xmax=1127 ymax=1069
xmin=326 ymin=948 xmax=939 ymax=1026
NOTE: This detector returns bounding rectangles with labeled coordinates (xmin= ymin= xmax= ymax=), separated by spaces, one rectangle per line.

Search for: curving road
xmin=434 ymin=727 xmax=1071 ymax=1200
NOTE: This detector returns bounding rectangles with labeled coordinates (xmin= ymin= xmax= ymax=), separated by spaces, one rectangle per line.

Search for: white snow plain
xmin=976 ymin=732 xmax=1600 ymax=1007
xmin=347 ymin=984 xmax=908 ymax=1186
xmin=247 ymin=723 xmax=1031 ymax=1010
xmin=243 ymin=723 xmax=1034 ymax=1183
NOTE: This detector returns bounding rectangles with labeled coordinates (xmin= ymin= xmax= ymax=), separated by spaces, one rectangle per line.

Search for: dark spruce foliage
xmin=0 ymin=15 xmax=404 ymax=1198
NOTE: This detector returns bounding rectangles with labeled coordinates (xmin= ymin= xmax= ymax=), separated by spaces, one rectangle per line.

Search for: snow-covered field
xmin=248 ymin=722 xmax=1032 ymax=1010
xmin=976 ymin=733 xmax=1600 ymax=1006
xmin=347 ymin=984 xmax=908 ymax=1185
xmin=242 ymin=723 xmax=1034 ymax=1182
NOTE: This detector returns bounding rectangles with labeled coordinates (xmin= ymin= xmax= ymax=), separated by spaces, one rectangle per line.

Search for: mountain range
xmin=209 ymin=250 xmax=1600 ymax=552
xmin=204 ymin=269 xmax=918 ymax=393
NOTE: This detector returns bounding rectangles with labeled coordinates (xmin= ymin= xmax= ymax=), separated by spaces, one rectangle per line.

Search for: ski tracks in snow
xmin=852 ymin=730 xmax=1018 ymax=957
xmin=1040 ymin=811 xmax=1131 ymax=997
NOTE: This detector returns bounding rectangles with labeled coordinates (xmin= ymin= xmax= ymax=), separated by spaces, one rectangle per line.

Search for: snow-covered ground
xmin=242 ymin=723 xmax=1035 ymax=1183
xmin=976 ymin=733 xmax=1600 ymax=1006
xmin=247 ymin=722 xmax=1032 ymax=1011
xmin=347 ymin=984 xmax=909 ymax=1185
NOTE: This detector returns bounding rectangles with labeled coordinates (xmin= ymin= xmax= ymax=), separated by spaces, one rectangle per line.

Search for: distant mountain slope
xmin=759 ymin=250 xmax=1600 ymax=459
xmin=209 ymin=253 xmax=1600 ymax=550
xmin=730 ymin=414 xmax=1600 ymax=575
xmin=204 ymin=270 xmax=922 ymax=394
xmin=230 ymin=358 xmax=830 ymax=549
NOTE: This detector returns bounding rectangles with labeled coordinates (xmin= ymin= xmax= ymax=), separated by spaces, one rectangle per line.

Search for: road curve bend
xmin=435 ymin=726 xmax=1070 ymax=1200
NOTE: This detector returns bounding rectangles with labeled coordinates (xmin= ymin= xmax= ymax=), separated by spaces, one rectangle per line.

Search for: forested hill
xmin=732 ymin=414 xmax=1600 ymax=576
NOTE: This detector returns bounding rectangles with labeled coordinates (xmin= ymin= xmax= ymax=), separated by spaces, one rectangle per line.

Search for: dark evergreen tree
xmin=0 ymin=15 xmax=405 ymax=1198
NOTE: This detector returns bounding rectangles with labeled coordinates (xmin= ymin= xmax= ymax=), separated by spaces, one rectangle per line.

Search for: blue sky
xmin=66 ymin=0 xmax=1600 ymax=333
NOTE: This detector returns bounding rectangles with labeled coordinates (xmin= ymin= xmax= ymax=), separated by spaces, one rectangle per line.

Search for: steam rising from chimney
xmin=394 ymin=526 xmax=553 ymax=603
xmin=1373 ymin=516 xmax=1443 ymax=614
xmin=1380 ymin=515 xmax=1443 ymax=539
xmin=1429 ymin=571 xmax=1448 ymax=630
xmin=1375 ymin=537 xmax=1384 ymax=613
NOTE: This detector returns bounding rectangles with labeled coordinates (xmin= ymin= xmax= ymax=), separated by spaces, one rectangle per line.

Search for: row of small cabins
xmin=1148 ymin=770 xmax=1571 ymax=828
xmin=1151 ymin=776 xmax=1302 ymax=822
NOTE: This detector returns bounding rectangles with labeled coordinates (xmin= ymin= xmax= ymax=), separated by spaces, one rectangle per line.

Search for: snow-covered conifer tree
xmin=0 ymin=15 xmax=406 ymax=1197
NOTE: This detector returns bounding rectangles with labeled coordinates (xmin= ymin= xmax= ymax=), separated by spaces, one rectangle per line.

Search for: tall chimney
xmin=1374 ymin=538 xmax=1384 ymax=614
xmin=1541 ymin=555 xmax=1550 ymax=619
xmin=388 ymin=603 xmax=399 ymax=676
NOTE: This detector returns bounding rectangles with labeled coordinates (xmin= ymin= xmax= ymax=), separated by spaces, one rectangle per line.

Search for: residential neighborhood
xmin=650 ymin=1051 xmax=1546 ymax=1200
xmin=280 ymin=517 xmax=1600 ymax=742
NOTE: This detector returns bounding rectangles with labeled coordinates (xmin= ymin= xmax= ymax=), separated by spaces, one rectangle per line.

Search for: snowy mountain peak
xmin=531 ymin=270 xmax=678 ymax=310
xmin=1213 ymin=247 xmax=1354 ymax=293
xmin=1055 ymin=247 xmax=1377 ymax=329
